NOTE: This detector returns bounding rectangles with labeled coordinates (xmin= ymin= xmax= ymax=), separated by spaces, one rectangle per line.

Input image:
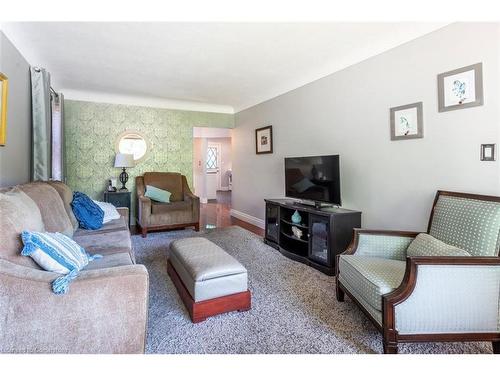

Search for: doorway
xmin=192 ymin=127 xmax=232 ymax=205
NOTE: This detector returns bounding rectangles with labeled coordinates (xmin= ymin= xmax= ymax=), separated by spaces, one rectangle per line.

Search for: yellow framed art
xmin=0 ymin=72 xmax=8 ymax=146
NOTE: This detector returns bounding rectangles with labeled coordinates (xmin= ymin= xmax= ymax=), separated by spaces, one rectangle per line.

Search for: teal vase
xmin=291 ymin=210 xmax=302 ymax=224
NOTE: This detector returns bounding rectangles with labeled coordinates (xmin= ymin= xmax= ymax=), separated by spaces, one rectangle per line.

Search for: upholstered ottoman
xmin=167 ymin=237 xmax=251 ymax=323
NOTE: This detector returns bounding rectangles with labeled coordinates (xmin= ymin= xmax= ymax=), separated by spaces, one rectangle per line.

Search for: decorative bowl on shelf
xmin=291 ymin=226 xmax=303 ymax=239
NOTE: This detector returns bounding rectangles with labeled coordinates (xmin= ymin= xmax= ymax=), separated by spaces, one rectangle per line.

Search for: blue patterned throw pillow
xmin=21 ymin=231 xmax=102 ymax=294
xmin=71 ymin=192 xmax=104 ymax=229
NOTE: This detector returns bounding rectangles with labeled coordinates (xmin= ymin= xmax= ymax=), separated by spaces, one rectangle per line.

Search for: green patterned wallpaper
xmin=64 ymin=100 xmax=234 ymax=220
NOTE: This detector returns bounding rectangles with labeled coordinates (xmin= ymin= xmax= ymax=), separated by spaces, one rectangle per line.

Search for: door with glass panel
xmin=265 ymin=203 xmax=280 ymax=244
xmin=309 ymin=214 xmax=331 ymax=265
xmin=206 ymin=143 xmax=221 ymax=200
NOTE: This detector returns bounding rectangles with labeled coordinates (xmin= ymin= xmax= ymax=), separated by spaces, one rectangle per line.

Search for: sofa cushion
xmin=338 ymin=255 xmax=406 ymax=311
xmin=0 ymin=188 xmax=45 ymax=268
xmin=149 ymin=210 xmax=193 ymax=226
xmin=74 ymin=228 xmax=131 ymax=251
xmin=85 ymin=246 xmax=135 ymax=264
xmin=20 ymin=182 xmax=74 ymax=238
xmin=151 ymin=200 xmax=191 ymax=215
xmin=73 ymin=217 xmax=128 ymax=237
xmin=47 ymin=181 xmax=79 ymax=231
xmin=143 ymin=172 xmax=183 ymax=202
xmin=406 ymin=233 xmax=471 ymax=257
xmin=84 ymin=252 xmax=133 ymax=270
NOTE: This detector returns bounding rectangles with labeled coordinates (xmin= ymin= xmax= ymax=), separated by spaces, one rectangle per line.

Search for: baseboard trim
xmin=218 ymin=186 xmax=230 ymax=191
xmin=230 ymin=209 xmax=265 ymax=229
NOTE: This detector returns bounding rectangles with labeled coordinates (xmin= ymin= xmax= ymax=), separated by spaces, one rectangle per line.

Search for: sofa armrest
xmin=116 ymin=207 xmax=129 ymax=227
xmin=0 ymin=259 xmax=149 ymax=353
xmin=343 ymin=228 xmax=420 ymax=259
xmin=383 ymin=257 xmax=500 ymax=337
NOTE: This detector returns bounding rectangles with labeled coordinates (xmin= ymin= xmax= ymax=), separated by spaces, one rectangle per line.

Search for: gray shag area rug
xmin=132 ymin=226 xmax=492 ymax=354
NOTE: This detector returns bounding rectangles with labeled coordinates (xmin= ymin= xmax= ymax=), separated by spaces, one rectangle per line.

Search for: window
xmin=116 ymin=131 xmax=149 ymax=163
xmin=206 ymin=146 xmax=218 ymax=170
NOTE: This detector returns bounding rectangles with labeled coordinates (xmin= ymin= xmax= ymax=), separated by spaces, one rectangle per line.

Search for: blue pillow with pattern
xmin=21 ymin=231 xmax=102 ymax=294
xmin=71 ymin=192 xmax=104 ymax=230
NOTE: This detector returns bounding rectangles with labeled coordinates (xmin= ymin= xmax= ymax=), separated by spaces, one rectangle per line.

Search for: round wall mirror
xmin=116 ymin=131 xmax=149 ymax=164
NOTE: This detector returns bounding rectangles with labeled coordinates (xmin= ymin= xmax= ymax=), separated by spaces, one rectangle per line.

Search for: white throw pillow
xmin=93 ymin=200 xmax=121 ymax=223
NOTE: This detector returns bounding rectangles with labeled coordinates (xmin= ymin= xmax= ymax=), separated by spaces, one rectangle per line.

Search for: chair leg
xmin=141 ymin=227 xmax=147 ymax=238
xmin=336 ymin=284 xmax=345 ymax=302
xmin=383 ymin=341 xmax=398 ymax=354
xmin=493 ymin=341 xmax=500 ymax=354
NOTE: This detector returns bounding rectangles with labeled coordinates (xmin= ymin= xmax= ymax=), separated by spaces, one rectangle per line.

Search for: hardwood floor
xmin=131 ymin=191 xmax=264 ymax=237
xmin=201 ymin=191 xmax=264 ymax=236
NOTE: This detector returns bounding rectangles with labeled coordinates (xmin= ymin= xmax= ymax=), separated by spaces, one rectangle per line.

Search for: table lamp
xmin=114 ymin=153 xmax=134 ymax=191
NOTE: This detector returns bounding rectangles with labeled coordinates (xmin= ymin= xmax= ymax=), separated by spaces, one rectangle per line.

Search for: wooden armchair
xmin=336 ymin=191 xmax=500 ymax=354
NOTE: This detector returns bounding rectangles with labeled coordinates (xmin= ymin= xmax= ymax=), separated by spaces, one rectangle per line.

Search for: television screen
xmin=284 ymin=155 xmax=341 ymax=205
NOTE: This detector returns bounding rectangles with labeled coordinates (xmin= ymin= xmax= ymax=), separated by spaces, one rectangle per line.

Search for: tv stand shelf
xmin=280 ymin=218 xmax=309 ymax=229
xmin=264 ymin=199 xmax=362 ymax=275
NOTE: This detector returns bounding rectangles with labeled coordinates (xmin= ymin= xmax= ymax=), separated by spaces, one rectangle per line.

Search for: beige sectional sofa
xmin=0 ymin=181 xmax=149 ymax=353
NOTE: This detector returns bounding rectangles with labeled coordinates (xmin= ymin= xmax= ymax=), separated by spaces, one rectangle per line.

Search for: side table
xmin=104 ymin=190 xmax=132 ymax=226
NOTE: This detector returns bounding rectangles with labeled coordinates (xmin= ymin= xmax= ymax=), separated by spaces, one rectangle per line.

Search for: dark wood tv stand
xmin=264 ymin=199 xmax=362 ymax=275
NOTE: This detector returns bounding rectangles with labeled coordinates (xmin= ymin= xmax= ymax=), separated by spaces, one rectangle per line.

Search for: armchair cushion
xmin=338 ymin=255 xmax=406 ymax=311
xmin=151 ymin=200 xmax=191 ymax=214
xmin=429 ymin=195 xmax=500 ymax=256
xmin=406 ymin=233 xmax=471 ymax=257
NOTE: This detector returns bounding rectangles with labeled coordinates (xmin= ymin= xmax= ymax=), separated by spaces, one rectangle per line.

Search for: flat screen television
xmin=284 ymin=155 xmax=341 ymax=206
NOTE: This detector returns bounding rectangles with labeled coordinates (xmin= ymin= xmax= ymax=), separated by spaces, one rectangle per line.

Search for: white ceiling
xmin=2 ymin=22 xmax=447 ymax=113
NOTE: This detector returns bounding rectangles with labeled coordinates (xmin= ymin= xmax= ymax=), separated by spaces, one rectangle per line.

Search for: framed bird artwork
xmin=438 ymin=63 xmax=483 ymax=112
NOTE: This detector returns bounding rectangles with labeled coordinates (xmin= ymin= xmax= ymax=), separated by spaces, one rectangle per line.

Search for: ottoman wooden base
xmin=167 ymin=259 xmax=251 ymax=323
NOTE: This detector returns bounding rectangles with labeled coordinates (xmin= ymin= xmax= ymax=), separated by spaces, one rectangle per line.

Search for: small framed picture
xmin=390 ymin=102 xmax=423 ymax=141
xmin=255 ymin=125 xmax=273 ymax=154
xmin=438 ymin=63 xmax=483 ymax=112
xmin=480 ymin=144 xmax=496 ymax=161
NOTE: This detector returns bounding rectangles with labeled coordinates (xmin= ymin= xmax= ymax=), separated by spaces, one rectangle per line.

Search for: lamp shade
xmin=114 ymin=153 xmax=135 ymax=168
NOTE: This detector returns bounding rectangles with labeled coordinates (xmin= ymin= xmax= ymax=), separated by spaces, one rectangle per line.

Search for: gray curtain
xmin=51 ymin=92 xmax=64 ymax=181
xmin=30 ymin=67 xmax=52 ymax=181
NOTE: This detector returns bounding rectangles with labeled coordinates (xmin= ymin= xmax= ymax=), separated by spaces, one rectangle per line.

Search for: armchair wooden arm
xmin=344 ymin=228 xmax=421 ymax=255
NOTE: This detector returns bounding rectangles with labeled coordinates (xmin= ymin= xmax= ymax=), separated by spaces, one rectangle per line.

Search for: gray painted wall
xmin=0 ymin=31 xmax=31 ymax=187
xmin=232 ymin=23 xmax=500 ymax=231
